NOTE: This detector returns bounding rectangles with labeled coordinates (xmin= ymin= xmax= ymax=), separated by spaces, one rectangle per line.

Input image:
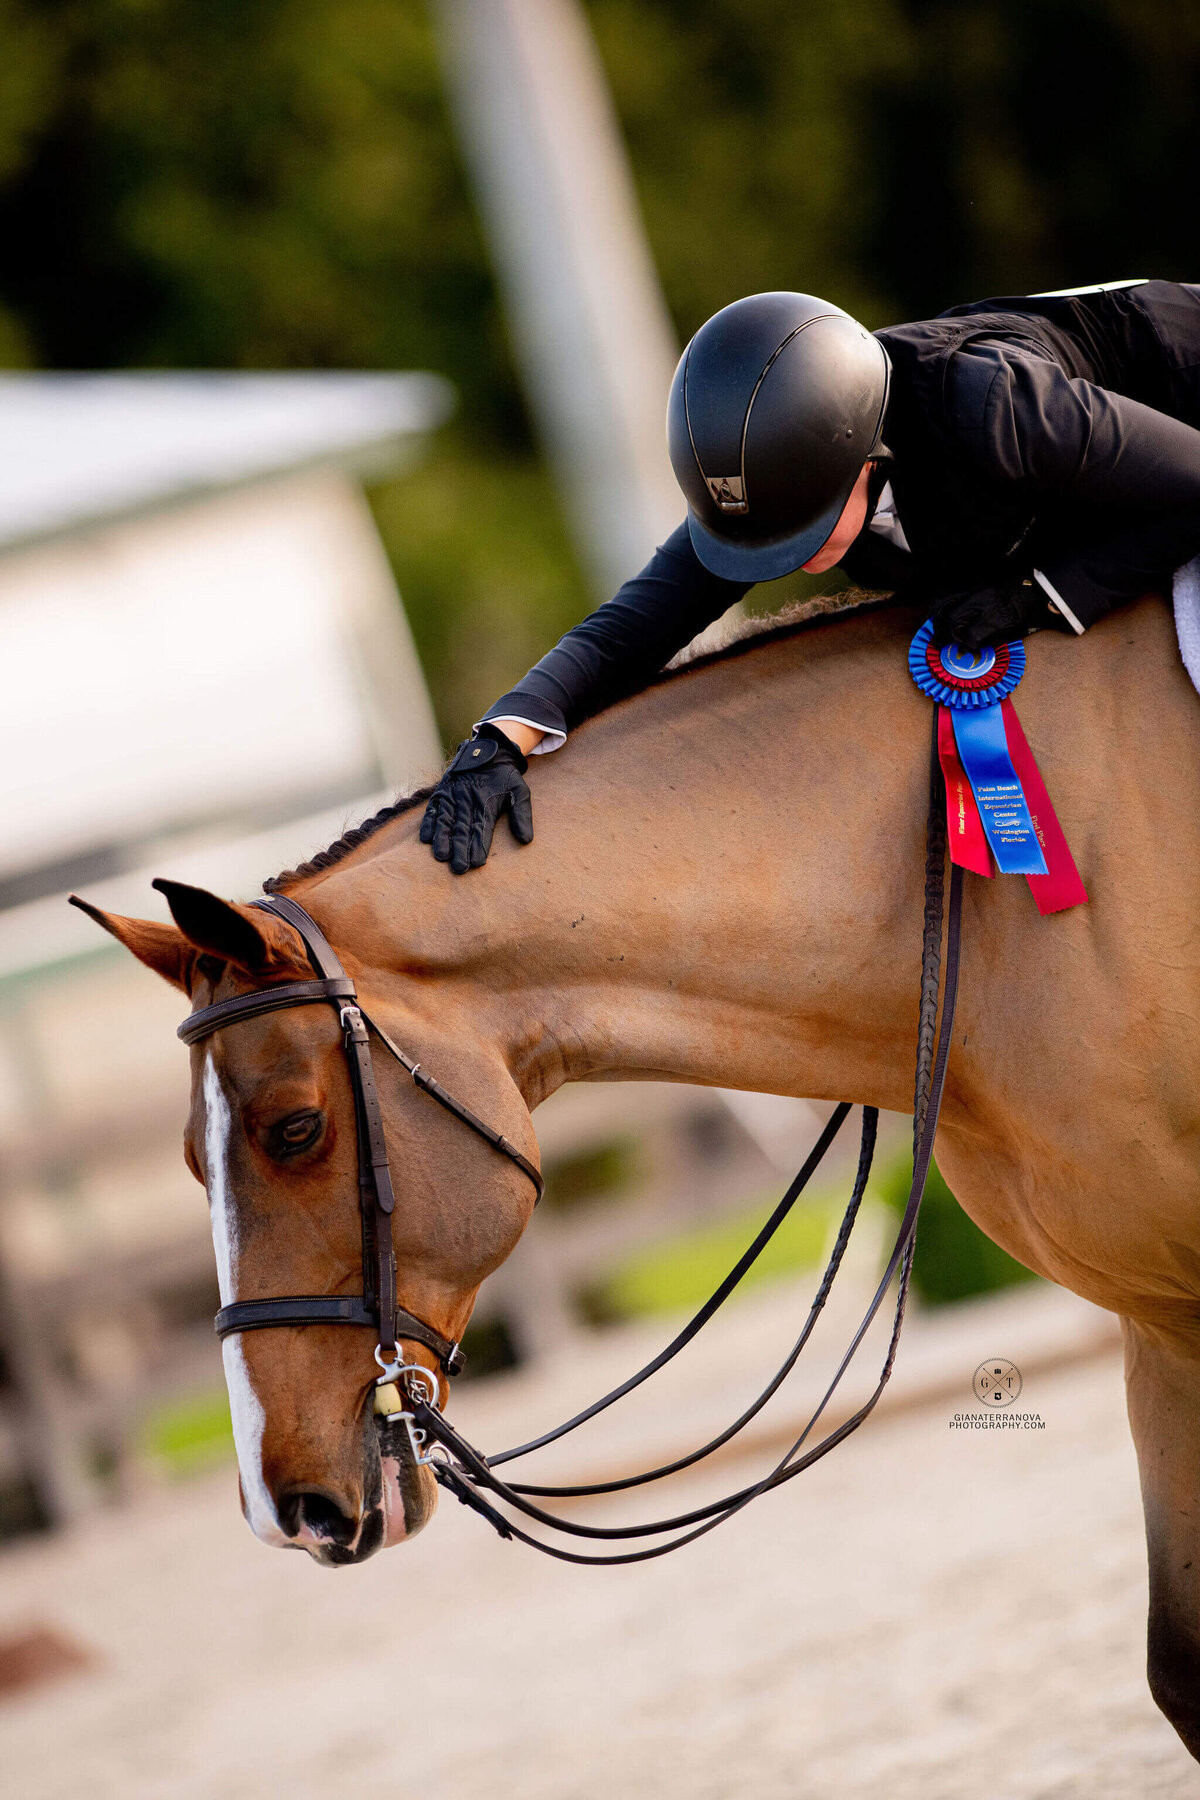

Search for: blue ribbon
xmin=950 ymin=705 xmax=1048 ymax=876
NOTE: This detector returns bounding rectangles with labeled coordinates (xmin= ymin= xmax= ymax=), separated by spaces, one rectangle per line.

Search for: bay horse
xmin=77 ymin=594 xmax=1200 ymax=1758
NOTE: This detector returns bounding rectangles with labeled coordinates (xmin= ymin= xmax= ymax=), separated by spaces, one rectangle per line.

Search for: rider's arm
xmin=487 ymin=718 xmax=546 ymax=756
xmin=950 ymin=340 xmax=1200 ymax=629
xmin=479 ymin=523 xmax=751 ymax=751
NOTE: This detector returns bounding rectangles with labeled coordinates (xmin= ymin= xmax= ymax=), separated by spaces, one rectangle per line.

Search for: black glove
xmin=419 ymin=725 xmax=534 ymax=874
xmin=930 ymin=575 xmax=1068 ymax=650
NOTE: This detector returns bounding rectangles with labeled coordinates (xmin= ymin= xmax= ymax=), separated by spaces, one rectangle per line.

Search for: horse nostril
xmin=278 ymin=1487 xmax=359 ymax=1546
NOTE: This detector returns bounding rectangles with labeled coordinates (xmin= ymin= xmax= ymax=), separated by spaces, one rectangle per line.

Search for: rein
xmin=177 ymin=719 xmax=961 ymax=1560
xmin=416 ymin=733 xmax=963 ymax=1560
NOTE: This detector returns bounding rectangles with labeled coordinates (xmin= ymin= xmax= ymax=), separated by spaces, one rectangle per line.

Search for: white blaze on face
xmin=203 ymin=1053 xmax=288 ymax=1547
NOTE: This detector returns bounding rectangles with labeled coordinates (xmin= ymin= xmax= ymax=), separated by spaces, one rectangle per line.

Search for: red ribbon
xmin=936 ymin=700 xmax=1087 ymax=914
xmin=936 ymin=707 xmax=993 ymax=877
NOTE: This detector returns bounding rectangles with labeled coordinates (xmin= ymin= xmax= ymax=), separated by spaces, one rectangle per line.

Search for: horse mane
xmin=264 ymin=586 xmax=888 ymax=893
xmin=263 ymin=788 xmax=438 ymax=893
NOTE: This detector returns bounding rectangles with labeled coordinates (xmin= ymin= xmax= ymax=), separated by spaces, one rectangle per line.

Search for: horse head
xmin=72 ymin=877 xmax=539 ymax=1564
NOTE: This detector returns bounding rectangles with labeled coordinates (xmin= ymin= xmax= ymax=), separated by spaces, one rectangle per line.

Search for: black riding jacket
xmin=483 ymin=280 xmax=1200 ymax=745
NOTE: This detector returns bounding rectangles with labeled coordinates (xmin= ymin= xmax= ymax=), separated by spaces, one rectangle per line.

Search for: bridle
xmin=177 ymin=722 xmax=962 ymax=1562
xmin=178 ymin=889 xmax=544 ymax=1384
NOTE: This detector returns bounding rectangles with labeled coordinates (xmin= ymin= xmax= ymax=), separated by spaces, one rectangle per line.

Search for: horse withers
xmin=77 ymin=596 xmax=1200 ymax=1759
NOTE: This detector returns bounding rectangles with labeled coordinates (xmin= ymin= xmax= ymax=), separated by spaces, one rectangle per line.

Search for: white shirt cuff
xmin=1032 ymin=568 xmax=1086 ymax=635
xmin=479 ymin=715 xmax=567 ymax=755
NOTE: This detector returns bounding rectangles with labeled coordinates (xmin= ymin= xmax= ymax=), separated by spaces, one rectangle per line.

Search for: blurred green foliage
xmin=876 ymin=1154 xmax=1038 ymax=1307
xmin=590 ymin=0 xmax=1200 ymax=333
xmin=539 ymin=1134 xmax=642 ymax=1213
xmin=0 ymin=0 xmax=1196 ymax=737
xmin=582 ymin=1189 xmax=834 ymax=1324
xmin=581 ymin=1151 xmax=1039 ymax=1327
xmin=0 ymin=0 xmax=498 ymax=388
xmin=369 ymin=435 xmax=591 ymax=745
xmin=139 ymin=1389 xmax=233 ymax=1477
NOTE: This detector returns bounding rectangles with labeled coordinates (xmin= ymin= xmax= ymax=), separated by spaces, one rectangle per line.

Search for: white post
xmin=431 ymin=0 xmax=684 ymax=597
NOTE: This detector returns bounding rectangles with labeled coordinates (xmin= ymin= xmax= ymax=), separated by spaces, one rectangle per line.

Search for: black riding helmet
xmin=667 ymin=292 xmax=891 ymax=583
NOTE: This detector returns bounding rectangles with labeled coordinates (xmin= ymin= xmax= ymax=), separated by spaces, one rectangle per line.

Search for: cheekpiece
xmin=908 ymin=619 xmax=1026 ymax=710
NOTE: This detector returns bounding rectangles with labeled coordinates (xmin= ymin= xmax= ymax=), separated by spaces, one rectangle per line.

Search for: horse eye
xmin=270 ymin=1111 xmax=324 ymax=1159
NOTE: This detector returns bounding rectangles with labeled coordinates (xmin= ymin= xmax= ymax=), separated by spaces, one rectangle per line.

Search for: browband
xmin=178 ymin=977 xmax=356 ymax=1045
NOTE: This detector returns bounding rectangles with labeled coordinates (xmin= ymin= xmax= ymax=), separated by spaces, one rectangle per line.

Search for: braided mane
xmin=264 ymin=587 xmax=886 ymax=892
xmin=263 ymin=786 xmax=438 ymax=893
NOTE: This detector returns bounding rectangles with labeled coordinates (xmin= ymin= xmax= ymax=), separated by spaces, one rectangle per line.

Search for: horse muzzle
xmin=248 ymin=1397 xmax=439 ymax=1565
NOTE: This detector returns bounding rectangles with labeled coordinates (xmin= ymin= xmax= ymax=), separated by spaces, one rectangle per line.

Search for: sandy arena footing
xmin=0 ymin=1282 xmax=1194 ymax=1799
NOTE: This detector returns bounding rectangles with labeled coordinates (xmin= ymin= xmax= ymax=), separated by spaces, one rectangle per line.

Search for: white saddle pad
xmin=1174 ymin=555 xmax=1200 ymax=695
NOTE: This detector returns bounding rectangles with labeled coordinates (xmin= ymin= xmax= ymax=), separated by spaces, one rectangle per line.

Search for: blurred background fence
xmin=0 ymin=0 xmax=1191 ymax=1544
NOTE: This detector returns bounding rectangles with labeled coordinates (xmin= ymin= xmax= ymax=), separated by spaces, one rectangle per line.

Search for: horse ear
xmin=149 ymin=879 xmax=306 ymax=977
xmin=69 ymin=895 xmax=194 ymax=991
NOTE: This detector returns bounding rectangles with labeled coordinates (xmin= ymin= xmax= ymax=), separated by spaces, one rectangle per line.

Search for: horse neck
xmin=301 ymin=609 xmax=934 ymax=1115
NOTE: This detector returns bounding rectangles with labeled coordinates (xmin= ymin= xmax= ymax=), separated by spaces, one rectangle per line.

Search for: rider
xmin=421 ymin=279 xmax=1200 ymax=873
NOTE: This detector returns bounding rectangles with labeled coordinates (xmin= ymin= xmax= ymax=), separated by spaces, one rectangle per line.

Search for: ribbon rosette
xmin=909 ymin=621 xmax=1087 ymax=915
